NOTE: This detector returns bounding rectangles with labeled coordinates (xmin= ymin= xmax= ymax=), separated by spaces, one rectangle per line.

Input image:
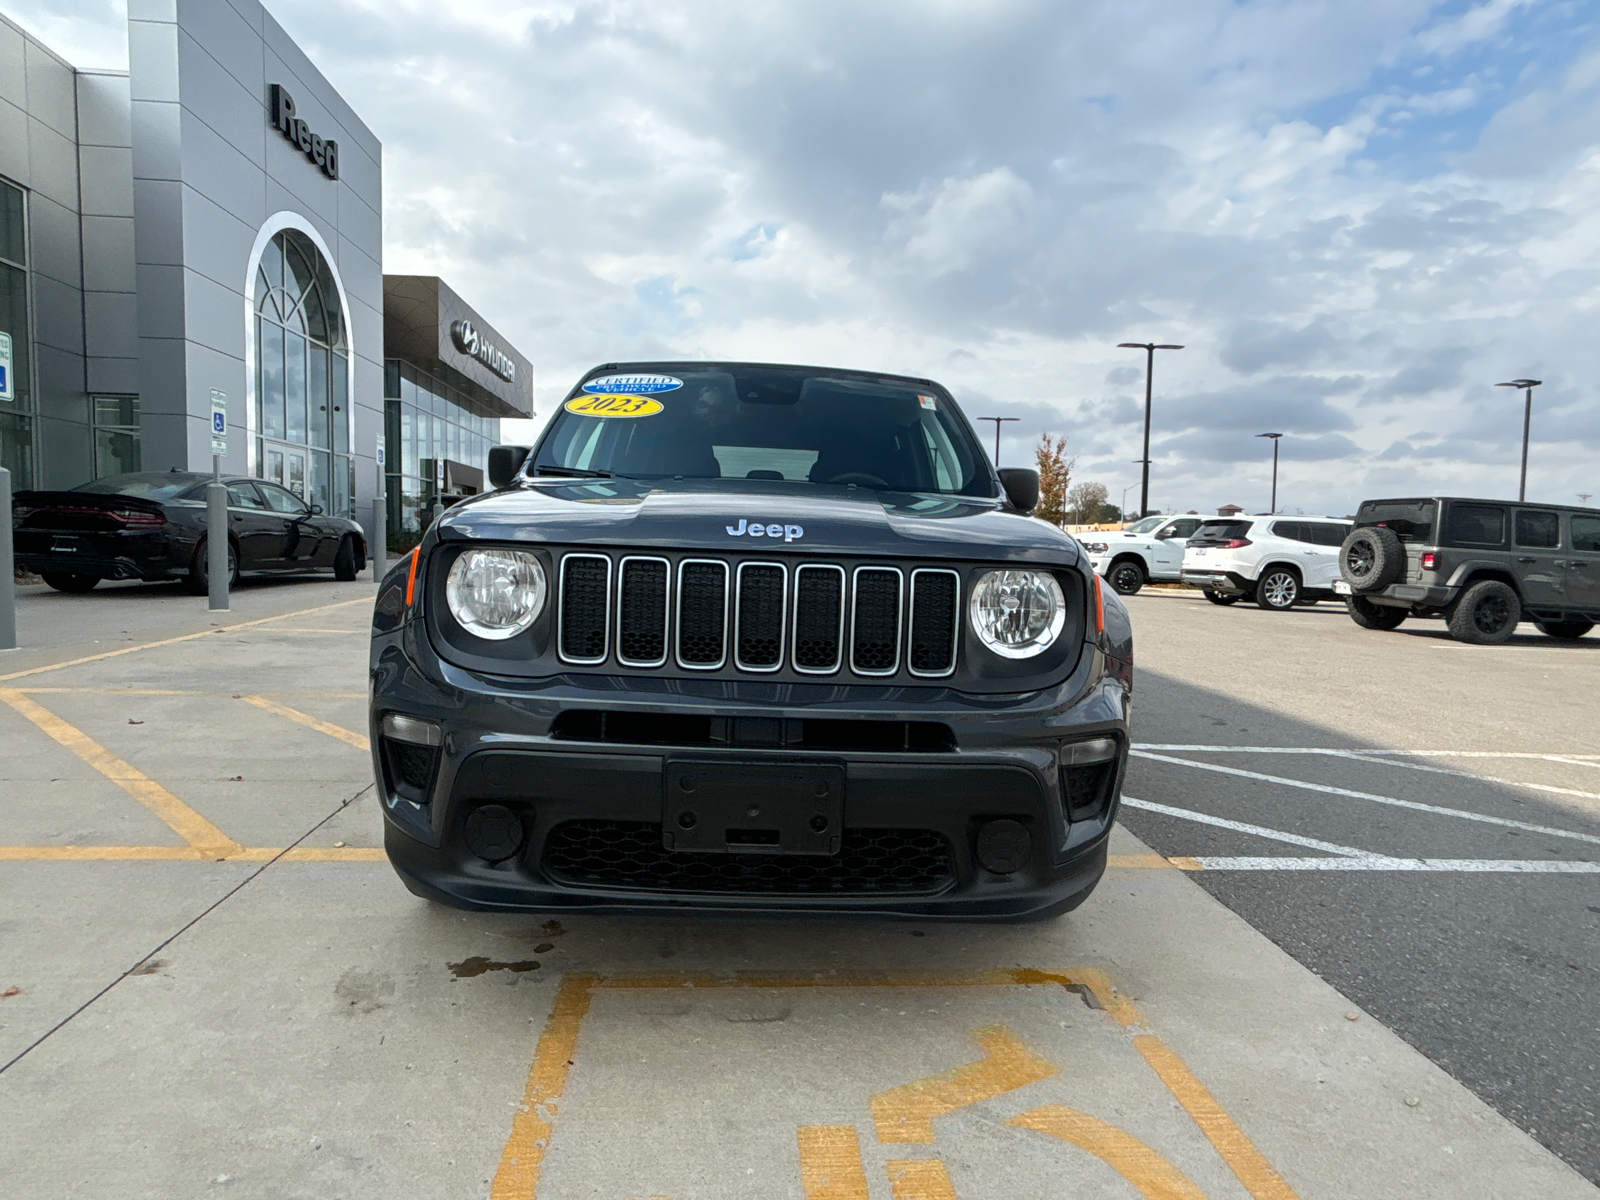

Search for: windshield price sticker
xmin=581 ymin=374 xmax=682 ymax=395
xmin=565 ymin=394 xmax=665 ymax=418
xmin=918 ymin=394 xmax=937 ymax=410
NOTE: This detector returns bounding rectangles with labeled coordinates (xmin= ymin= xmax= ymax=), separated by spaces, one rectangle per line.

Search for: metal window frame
xmin=734 ymin=560 xmax=789 ymax=673
xmin=557 ymin=552 xmax=613 ymax=665
xmin=674 ymin=558 xmax=730 ymax=671
xmin=849 ymin=565 xmax=904 ymax=678
xmin=791 ymin=563 xmax=846 ymax=675
xmin=907 ymin=567 xmax=961 ymax=679
xmin=615 ymin=554 xmax=671 ymax=668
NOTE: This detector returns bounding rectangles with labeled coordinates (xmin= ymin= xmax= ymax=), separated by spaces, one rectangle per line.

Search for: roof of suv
xmin=1361 ymin=496 xmax=1600 ymax=515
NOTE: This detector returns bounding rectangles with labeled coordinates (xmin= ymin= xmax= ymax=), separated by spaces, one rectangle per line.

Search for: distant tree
xmin=1066 ymin=480 xmax=1109 ymax=525
xmin=1094 ymin=501 xmax=1123 ymax=523
xmin=1034 ymin=434 xmax=1073 ymax=526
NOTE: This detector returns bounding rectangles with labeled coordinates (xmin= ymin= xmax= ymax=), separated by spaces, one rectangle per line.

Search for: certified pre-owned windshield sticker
xmin=564 ymin=394 xmax=665 ymax=418
xmin=918 ymin=394 xmax=937 ymax=410
xmin=581 ymin=373 xmax=683 ymax=395
xmin=727 ymin=518 xmax=804 ymax=543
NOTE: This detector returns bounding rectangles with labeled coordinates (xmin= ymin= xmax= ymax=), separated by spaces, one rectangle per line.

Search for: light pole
xmin=1117 ymin=342 xmax=1183 ymax=517
xmin=1256 ymin=433 xmax=1283 ymax=513
xmin=1581 ymin=493 xmax=1594 ymax=506
xmin=1494 ymin=378 xmax=1542 ymax=502
xmin=977 ymin=416 xmax=1019 ymax=467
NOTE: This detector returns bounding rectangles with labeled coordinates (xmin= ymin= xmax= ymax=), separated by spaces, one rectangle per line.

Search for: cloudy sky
xmin=20 ymin=0 xmax=1600 ymax=516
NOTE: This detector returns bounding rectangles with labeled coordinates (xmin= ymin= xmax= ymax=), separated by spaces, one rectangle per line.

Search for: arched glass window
xmin=254 ymin=230 xmax=351 ymax=515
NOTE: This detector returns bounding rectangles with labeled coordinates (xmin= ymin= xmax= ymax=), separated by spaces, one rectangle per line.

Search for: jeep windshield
xmin=532 ymin=364 xmax=993 ymax=497
xmin=1355 ymin=499 xmax=1436 ymax=542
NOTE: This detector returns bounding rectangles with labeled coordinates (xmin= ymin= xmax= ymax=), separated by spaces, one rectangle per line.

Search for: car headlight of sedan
xmin=969 ymin=569 xmax=1067 ymax=659
xmin=446 ymin=548 xmax=547 ymax=640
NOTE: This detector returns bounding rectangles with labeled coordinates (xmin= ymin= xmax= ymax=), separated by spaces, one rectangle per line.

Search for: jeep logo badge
xmin=727 ymin=518 xmax=804 ymax=543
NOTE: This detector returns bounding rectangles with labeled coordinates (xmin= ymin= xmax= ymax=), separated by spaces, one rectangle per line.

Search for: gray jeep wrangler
xmin=1335 ymin=497 xmax=1600 ymax=644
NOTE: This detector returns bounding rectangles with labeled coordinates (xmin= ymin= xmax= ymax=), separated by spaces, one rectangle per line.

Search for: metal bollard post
xmin=371 ymin=495 xmax=386 ymax=579
xmin=0 ymin=465 xmax=16 ymax=650
xmin=206 ymin=455 xmax=229 ymax=611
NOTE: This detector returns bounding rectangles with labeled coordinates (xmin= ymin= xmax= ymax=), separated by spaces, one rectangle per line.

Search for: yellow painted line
xmin=1109 ymin=854 xmax=1177 ymax=869
xmin=1135 ymin=1035 xmax=1300 ymax=1200
xmin=797 ymin=1126 xmax=870 ymax=1200
xmin=243 ymin=694 xmax=369 ymax=751
xmin=870 ymin=1025 xmax=1057 ymax=1143
xmin=491 ymin=973 xmax=598 ymax=1200
xmin=1169 ymin=857 xmax=1205 ymax=872
xmin=261 ymin=627 xmax=362 ymax=633
xmin=0 ymin=689 xmax=242 ymax=856
xmin=0 ymin=596 xmax=370 ymax=683
xmin=0 ymin=844 xmax=384 ymax=862
xmin=886 ymin=1158 xmax=957 ymax=1200
xmin=1007 ymin=1105 xmax=1208 ymax=1200
xmin=11 ymin=687 xmax=199 ymax=695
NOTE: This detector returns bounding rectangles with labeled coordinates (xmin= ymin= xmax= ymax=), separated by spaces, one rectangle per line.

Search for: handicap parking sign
xmin=210 ymin=389 xmax=227 ymax=454
xmin=0 ymin=331 xmax=12 ymax=401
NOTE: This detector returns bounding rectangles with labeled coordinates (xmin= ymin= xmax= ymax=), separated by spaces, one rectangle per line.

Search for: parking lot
xmin=0 ymin=577 xmax=1595 ymax=1198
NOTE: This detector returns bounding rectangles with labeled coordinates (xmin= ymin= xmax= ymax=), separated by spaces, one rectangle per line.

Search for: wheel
xmin=333 ymin=536 xmax=359 ymax=581
xmin=1346 ymin=595 xmax=1407 ymax=630
xmin=41 ymin=572 xmax=99 ymax=593
xmin=1340 ymin=526 xmax=1405 ymax=592
xmin=1446 ymin=580 xmax=1521 ymax=644
xmin=1203 ymin=590 xmax=1241 ymax=606
xmin=1534 ymin=619 xmax=1593 ymax=640
xmin=1255 ymin=567 xmax=1301 ymax=610
xmin=1107 ymin=559 xmax=1146 ymax=596
xmin=186 ymin=538 xmax=239 ymax=595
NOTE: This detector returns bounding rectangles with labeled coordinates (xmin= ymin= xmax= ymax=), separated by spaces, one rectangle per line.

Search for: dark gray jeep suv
xmin=1335 ymin=496 xmax=1600 ymax=643
xmin=368 ymin=361 xmax=1133 ymax=920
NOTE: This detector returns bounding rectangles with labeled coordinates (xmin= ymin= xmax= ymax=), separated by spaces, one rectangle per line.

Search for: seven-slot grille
xmin=557 ymin=553 xmax=962 ymax=678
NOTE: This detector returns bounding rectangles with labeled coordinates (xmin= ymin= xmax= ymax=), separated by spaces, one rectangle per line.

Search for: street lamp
xmin=1494 ymin=378 xmax=1542 ymax=502
xmin=977 ymin=416 xmax=1019 ymax=467
xmin=1256 ymin=433 xmax=1283 ymax=513
xmin=1117 ymin=342 xmax=1184 ymax=517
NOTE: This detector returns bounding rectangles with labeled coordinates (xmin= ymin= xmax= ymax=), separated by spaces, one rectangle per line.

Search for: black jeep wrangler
xmin=369 ymin=361 xmax=1133 ymax=920
xmin=1335 ymin=496 xmax=1600 ymax=643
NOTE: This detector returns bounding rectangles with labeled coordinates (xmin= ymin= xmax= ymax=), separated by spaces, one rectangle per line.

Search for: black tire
xmin=1446 ymin=580 xmax=1521 ymax=644
xmin=1203 ymin=590 xmax=1242 ymax=606
xmin=41 ymin=572 xmax=99 ymax=593
xmin=1534 ymin=619 xmax=1593 ymax=640
xmin=1255 ymin=566 xmax=1301 ymax=610
xmin=333 ymin=536 xmax=359 ymax=581
xmin=186 ymin=538 xmax=239 ymax=596
xmin=1340 ymin=526 xmax=1405 ymax=592
xmin=1107 ymin=559 xmax=1146 ymax=596
xmin=1346 ymin=595 xmax=1407 ymax=630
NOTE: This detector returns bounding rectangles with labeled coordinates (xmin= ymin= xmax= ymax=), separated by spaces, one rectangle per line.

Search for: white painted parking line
xmin=1122 ymin=798 xmax=1600 ymax=874
xmin=1131 ymin=751 xmax=1600 ymax=846
xmin=1137 ymin=744 xmax=1600 ymax=765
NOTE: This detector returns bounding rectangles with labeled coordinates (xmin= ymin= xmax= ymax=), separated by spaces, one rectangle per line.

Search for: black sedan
xmin=13 ymin=471 xmax=368 ymax=593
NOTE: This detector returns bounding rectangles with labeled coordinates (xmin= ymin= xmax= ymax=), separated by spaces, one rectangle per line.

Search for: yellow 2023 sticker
xmin=565 ymin=394 xmax=664 ymax=418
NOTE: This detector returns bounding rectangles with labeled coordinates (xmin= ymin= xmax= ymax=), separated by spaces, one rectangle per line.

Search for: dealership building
xmin=0 ymin=2 xmax=532 ymax=547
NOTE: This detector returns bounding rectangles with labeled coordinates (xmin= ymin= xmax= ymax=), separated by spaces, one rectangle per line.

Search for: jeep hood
xmin=436 ymin=478 xmax=1080 ymax=565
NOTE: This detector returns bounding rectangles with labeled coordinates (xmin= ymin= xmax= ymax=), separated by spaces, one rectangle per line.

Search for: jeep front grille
xmin=555 ymin=553 xmax=961 ymax=678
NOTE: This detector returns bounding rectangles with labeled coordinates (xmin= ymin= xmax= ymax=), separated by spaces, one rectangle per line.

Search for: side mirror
xmin=488 ymin=444 xmax=533 ymax=489
xmin=997 ymin=468 xmax=1039 ymax=513
xmin=1154 ymin=528 xmax=1171 ymax=539
xmin=309 ymin=503 xmax=323 ymax=516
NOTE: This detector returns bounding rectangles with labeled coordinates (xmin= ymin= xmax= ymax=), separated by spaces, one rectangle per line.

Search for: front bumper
xmin=371 ymin=626 xmax=1130 ymax=921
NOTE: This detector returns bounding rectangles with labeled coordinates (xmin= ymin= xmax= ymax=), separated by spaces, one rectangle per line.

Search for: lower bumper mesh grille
xmin=543 ymin=821 xmax=956 ymax=894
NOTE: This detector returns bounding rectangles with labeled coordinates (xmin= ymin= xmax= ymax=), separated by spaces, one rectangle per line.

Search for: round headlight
xmin=969 ymin=569 xmax=1066 ymax=659
xmin=446 ymin=548 xmax=547 ymax=640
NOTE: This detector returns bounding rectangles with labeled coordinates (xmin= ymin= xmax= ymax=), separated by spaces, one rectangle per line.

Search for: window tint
xmin=227 ymin=483 xmax=267 ymax=510
xmin=1270 ymin=521 xmax=1306 ymax=542
xmin=1356 ymin=499 xmax=1435 ymax=542
xmin=1193 ymin=520 xmax=1253 ymax=542
xmin=260 ymin=483 xmax=307 ymax=515
xmin=1309 ymin=522 xmax=1350 ymax=546
xmin=1573 ymin=516 xmax=1600 ymax=553
xmin=1514 ymin=510 xmax=1560 ymax=549
xmin=1448 ymin=503 xmax=1505 ymax=547
xmin=72 ymin=472 xmax=205 ymax=502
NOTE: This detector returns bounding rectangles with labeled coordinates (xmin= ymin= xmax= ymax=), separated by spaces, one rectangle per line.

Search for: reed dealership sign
xmin=270 ymin=84 xmax=339 ymax=180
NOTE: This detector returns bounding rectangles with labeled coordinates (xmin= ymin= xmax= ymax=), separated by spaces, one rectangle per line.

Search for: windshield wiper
xmin=534 ymin=465 xmax=614 ymax=479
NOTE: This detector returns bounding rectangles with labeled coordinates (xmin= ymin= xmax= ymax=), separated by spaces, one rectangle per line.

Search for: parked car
xmin=12 ymin=470 xmax=367 ymax=594
xmin=1334 ymin=496 xmax=1599 ymax=643
xmin=1082 ymin=513 xmax=1208 ymax=595
xmin=1180 ymin=515 xmax=1353 ymax=610
xmin=370 ymin=360 xmax=1134 ymax=920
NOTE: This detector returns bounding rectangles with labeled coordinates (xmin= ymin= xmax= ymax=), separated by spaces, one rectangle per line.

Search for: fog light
xmin=975 ymin=819 xmax=1031 ymax=875
xmin=382 ymin=713 xmax=441 ymax=746
xmin=1060 ymin=736 xmax=1117 ymax=766
xmin=464 ymin=804 xmax=524 ymax=863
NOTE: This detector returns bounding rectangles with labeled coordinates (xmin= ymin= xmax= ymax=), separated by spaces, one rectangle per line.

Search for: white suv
xmin=1180 ymin=516 xmax=1353 ymax=610
xmin=1082 ymin=513 xmax=1208 ymax=595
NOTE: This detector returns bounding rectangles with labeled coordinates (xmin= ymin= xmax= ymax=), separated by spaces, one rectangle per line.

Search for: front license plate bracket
xmin=663 ymin=761 xmax=844 ymax=856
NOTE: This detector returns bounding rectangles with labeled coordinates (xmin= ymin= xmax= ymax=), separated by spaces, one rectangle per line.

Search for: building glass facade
xmin=383 ymin=358 xmax=502 ymax=549
xmin=0 ymin=178 xmax=32 ymax=489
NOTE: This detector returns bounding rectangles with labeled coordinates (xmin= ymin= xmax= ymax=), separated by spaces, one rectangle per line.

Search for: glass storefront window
xmin=93 ymin=395 xmax=141 ymax=477
xmin=0 ymin=179 xmax=33 ymax=489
